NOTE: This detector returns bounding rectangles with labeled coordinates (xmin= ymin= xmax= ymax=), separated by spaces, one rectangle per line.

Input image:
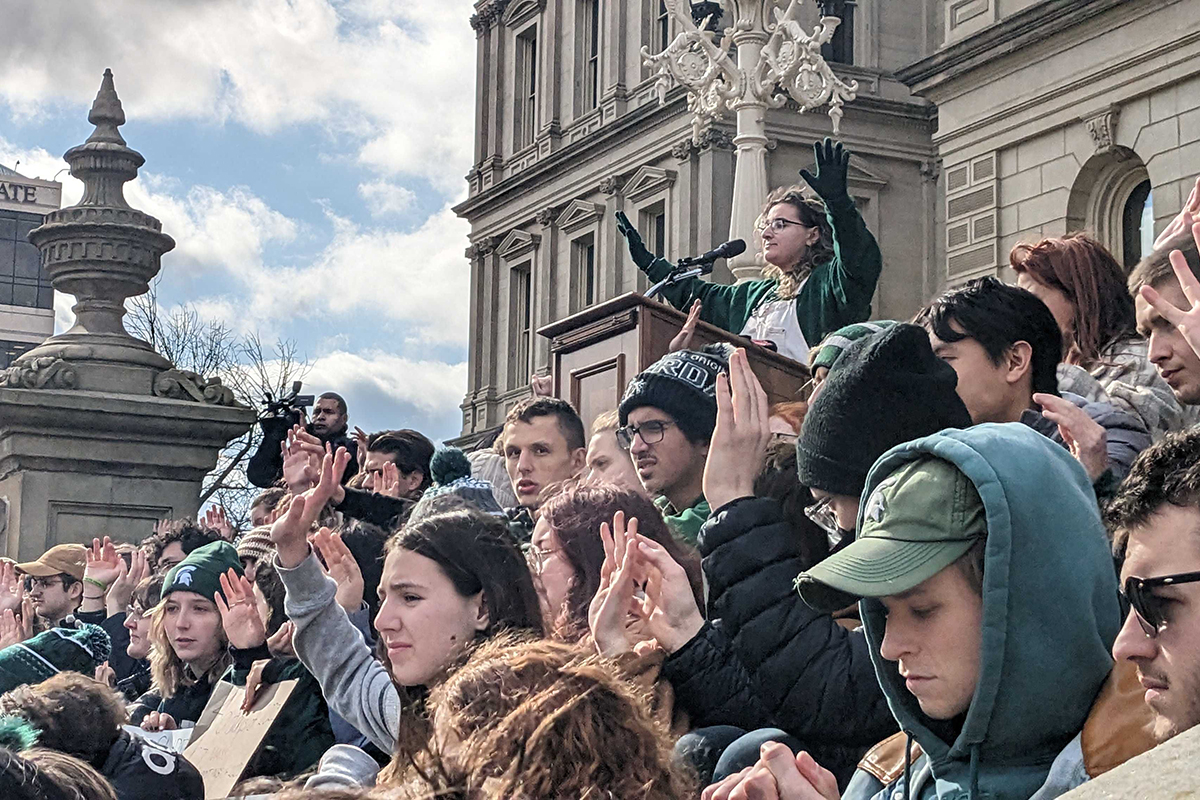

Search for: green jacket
xmin=845 ymin=424 xmax=1121 ymax=800
xmin=656 ymin=495 xmax=710 ymax=546
xmin=643 ymin=195 xmax=882 ymax=349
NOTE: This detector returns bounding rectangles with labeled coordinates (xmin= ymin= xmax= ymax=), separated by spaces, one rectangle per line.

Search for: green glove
xmin=799 ymin=138 xmax=852 ymax=206
xmin=615 ymin=211 xmax=656 ymax=269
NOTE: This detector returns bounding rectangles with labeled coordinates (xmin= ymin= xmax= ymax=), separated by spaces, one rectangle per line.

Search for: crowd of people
xmin=1 ymin=145 xmax=1199 ymax=800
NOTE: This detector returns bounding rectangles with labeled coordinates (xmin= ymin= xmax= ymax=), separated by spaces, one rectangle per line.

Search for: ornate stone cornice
xmin=152 ymin=369 xmax=239 ymax=406
xmin=671 ymin=139 xmax=698 ymax=162
xmin=470 ymin=0 xmax=511 ymax=34
xmin=535 ymin=207 xmax=557 ymax=226
xmin=697 ymin=127 xmax=735 ymax=151
xmin=0 ymin=358 xmax=78 ymax=391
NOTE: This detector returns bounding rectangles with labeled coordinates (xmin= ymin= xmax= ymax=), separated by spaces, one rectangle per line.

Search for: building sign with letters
xmin=0 ymin=176 xmax=62 ymax=215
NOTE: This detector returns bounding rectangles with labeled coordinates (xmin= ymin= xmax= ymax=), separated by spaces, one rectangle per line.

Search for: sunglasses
xmin=1121 ymin=571 xmax=1200 ymax=637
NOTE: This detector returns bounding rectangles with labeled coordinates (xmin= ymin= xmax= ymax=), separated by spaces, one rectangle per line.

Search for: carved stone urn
xmin=1 ymin=69 xmax=176 ymax=395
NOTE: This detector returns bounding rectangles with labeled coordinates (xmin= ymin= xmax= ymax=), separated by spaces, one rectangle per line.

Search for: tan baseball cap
xmin=15 ymin=544 xmax=88 ymax=581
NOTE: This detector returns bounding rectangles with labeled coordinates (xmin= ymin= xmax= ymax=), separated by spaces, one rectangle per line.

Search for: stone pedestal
xmin=0 ymin=70 xmax=254 ymax=556
xmin=0 ymin=387 xmax=252 ymax=557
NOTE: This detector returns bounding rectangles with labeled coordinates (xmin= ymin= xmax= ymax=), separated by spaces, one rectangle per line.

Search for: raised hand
xmin=378 ymin=462 xmax=403 ymax=499
xmin=587 ymin=512 xmax=646 ymax=657
xmin=799 ymin=138 xmax=851 ymax=206
xmin=204 ymin=506 xmax=235 ymax=541
xmin=95 ymin=661 xmax=116 ymax=688
xmin=282 ymin=425 xmax=324 ymax=494
xmin=267 ymin=620 xmax=295 ymax=658
xmin=215 ymin=568 xmax=268 ymax=650
xmin=270 ymin=448 xmax=351 ymax=569
xmin=669 ymin=299 xmax=703 ymax=353
xmin=1140 ymin=221 xmax=1200 ymax=367
xmin=353 ymin=426 xmax=370 ymax=461
xmin=615 ymin=211 xmax=656 ymax=269
xmin=703 ymin=348 xmax=771 ymax=511
xmin=85 ymin=537 xmax=124 ymax=590
xmin=107 ymin=548 xmax=150 ymax=617
xmin=1033 ymin=393 xmax=1109 ymax=481
xmin=0 ymin=562 xmax=24 ymax=615
xmin=0 ymin=608 xmax=26 ymax=650
xmin=530 ymin=373 xmax=554 ymax=398
xmin=633 ymin=535 xmax=705 ymax=654
xmin=312 ymin=527 xmax=365 ymax=613
xmin=1154 ymin=177 xmax=1200 ymax=250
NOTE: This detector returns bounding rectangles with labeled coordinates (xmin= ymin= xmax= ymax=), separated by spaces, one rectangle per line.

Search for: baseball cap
xmin=15 ymin=544 xmax=87 ymax=581
xmin=795 ymin=457 xmax=986 ymax=614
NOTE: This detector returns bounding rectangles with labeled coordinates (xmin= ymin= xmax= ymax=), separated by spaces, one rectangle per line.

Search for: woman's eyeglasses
xmin=1122 ymin=571 xmax=1200 ymax=637
xmin=804 ymin=496 xmax=845 ymax=551
xmin=756 ymin=217 xmax=810 ymax=234
xmin=526 ymin=544 xmax=561 ymax=576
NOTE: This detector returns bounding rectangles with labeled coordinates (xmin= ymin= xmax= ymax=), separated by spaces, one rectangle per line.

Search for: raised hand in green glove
xmin=799 ymin=138 xmax=852 ymax=206
xmin=615 ymin=211 xmax=656 ymax=269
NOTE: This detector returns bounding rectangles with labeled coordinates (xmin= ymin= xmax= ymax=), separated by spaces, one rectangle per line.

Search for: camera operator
xmin=247 ymin=391 xmax=359 ymax=488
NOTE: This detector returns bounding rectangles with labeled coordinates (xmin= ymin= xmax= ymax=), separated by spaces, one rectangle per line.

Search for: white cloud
xmin=0 ymin=0 xmax=477 ymax=193
xmin=307 ymin=349 xmax=466 ymax=416
xmin=358 ymin=179 xmax=417 ymax=217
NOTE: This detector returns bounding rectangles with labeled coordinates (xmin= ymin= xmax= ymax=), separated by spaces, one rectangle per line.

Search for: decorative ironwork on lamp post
xmin=644 ymin=0 xmax=858 ymax=279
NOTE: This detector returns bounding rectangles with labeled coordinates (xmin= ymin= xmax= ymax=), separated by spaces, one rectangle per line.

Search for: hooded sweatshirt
xmin=843 ymin=423 xmax=1121 ymax=800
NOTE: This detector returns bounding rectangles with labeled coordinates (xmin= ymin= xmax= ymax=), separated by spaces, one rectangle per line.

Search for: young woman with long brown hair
xmin=269 ymin=448 xmax=544 ymax=774
xmin=1011 ymin=233 xmax=1194 ymax=438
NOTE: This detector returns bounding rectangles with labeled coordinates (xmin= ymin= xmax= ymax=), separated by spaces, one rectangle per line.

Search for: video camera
xmin=262 ymin=380 xmax=315 ymax=425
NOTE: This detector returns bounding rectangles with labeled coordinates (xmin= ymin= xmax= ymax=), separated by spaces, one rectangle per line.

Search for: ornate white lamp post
xmin=644 ymin=0 xmax=858 ymax=279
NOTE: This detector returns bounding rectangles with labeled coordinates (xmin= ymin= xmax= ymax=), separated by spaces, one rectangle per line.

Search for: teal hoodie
xmin=846 ymin=423 xmax=1121 ymax=800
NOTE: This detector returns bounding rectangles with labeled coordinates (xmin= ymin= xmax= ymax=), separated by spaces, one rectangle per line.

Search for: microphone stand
xmin=646 ymin=261 xmax=714 ymax=301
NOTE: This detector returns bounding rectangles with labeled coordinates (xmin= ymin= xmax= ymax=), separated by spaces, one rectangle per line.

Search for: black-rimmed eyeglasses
xmin=616 ymin=420 xmax=677 ymax=451
xmin=1121 ymin=571 xmax=1200 ymax=637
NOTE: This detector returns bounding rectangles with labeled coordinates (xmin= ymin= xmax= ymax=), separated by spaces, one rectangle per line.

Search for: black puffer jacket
xmin=664 ymin=497 xmax=896 ymax=782
xmin=101 ymin=729 xmax=205 ymax=800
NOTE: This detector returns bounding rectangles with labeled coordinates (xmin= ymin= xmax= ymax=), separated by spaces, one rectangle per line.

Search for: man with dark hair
xmin=502 ymin=397 xmax=587 ymax=535
xmin=1106 ymin=428 xmax=1200 ymax=744
xmin=1132 ymin=225 xmax=1200 ymax=406
xmin=13 ymin=545 xmax=86 ymax=627
xmin=618 ymin=346 xmax=731 ymax=543
xmin=140 ymin=519 xmax=221 ymax=573
xmin=247 ymin=390 xmax=359 ymax=488
xmin=915 ymin=276 xmax=1150 ymax=483
xmin=0 ymin=672 xmax=204 ymax=800
xmin=361 ymin=429 xmax=435 ymax=498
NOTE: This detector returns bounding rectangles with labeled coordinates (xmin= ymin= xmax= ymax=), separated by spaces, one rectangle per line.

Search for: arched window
xmin=1121 ymin=179 xmax=1153 ymax=268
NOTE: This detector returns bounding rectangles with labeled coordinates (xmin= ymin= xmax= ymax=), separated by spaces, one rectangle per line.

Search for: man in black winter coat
xmin=0 ymin=671 xmax=204 ymax=800
xmin=657 ymin=327 xmax=975 ymax=789
xmin=248 ymin=391 xmax=359 ymax=488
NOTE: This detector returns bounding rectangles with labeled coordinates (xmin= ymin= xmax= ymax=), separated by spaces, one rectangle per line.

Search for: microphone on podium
xmin=677 ymin=239 xmax=747 ymax=272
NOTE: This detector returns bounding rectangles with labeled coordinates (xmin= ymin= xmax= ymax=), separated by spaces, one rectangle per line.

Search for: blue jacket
xmin=844 ymin=424 xmax=1121 ymax=800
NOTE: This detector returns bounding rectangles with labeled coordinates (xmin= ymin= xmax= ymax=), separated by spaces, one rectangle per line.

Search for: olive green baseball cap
xmin=795 ymin=456 xmax=987 ymax=613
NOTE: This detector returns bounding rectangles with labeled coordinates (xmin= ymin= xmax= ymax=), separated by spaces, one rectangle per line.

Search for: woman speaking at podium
xmin=616 ymin=138 xmax=882 ymax=363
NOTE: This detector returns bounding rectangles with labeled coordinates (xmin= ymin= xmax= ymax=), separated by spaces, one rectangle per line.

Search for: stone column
xmin=0 ymin=71 xmax=253 ymax=557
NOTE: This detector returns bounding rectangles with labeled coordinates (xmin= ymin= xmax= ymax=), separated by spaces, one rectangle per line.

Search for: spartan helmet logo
xmin=172 ymin=565 xmax=198 ymax=588
xmin=865 ymin=474 xmax=899 ymax=525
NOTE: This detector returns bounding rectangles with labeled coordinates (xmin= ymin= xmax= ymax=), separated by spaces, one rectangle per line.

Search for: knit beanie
xmin=162 ymin=541 xmax=243 ymax=605
xmin=410 ymin=448 xmax=505 ymax=524
xmin=618 ymin=344 xmax=733 ymax=442
xmin=468 ymin=450 xmax=517 ymax=509
xmin=0 ymin=624 xmax=112 ymax=693
xmin=809 ymin=320 xmax=897 ymax=372
xmin=235 ymin=527 xmax=275 ymax=565
xmin=796 ymin=323 xmax=972 ymax=497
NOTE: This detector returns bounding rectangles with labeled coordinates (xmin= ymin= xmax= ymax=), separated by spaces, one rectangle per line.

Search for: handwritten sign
xmin=122 ymin=725 xmax=194 ymax=753
xmin=182 ymin=679 xmax=298 ymax=799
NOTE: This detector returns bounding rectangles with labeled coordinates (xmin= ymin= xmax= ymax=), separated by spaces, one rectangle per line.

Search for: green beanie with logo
xmin=162 ymin=541 xmax=243 ymax=605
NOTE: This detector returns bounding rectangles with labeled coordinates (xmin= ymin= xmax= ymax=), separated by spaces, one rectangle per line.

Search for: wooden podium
xmin=537 ymin=293 xmax=810 ymax=431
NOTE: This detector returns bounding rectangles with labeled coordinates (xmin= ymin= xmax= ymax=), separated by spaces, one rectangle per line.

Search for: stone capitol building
xmin=452 ymin=0 xmax=1198 ymax=443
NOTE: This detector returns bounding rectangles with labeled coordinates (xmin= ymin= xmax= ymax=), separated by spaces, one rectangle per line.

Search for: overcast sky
xmin=0 ymin=0 xmax=476 ymax=441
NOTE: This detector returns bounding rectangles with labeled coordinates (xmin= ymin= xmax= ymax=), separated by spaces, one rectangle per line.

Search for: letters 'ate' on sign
xmin=0 ymin=183 xmax=39 ymax=204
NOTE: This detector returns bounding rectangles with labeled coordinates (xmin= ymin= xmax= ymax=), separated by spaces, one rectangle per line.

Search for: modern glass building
xmin=0 ymin=164 xmax=61 ymax=370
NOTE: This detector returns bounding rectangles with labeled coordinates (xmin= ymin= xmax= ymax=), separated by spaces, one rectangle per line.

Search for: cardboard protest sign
xmin=182 ymin=678 xmax=298 ymax=799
